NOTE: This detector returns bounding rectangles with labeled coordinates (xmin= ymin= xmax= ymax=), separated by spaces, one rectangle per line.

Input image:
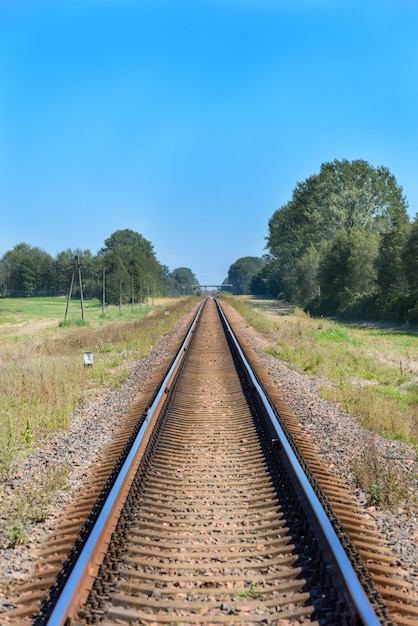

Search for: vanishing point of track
xmin=7 ymin=298 xmax=418 ymax=625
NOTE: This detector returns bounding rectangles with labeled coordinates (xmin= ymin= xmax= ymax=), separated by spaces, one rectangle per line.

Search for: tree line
xmin=226 ymin=159 xmax=418 ymax=324
xmin=0 ymin=229 xmax=200 ymax=303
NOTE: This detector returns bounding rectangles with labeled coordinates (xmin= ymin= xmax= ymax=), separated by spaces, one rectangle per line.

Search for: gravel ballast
xmin=1 ymin=301 xmax=417 ymax=613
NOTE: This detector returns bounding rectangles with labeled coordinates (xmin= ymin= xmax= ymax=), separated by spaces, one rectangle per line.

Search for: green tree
xmin=321 ymin=159 xmax=407 ymax=230
xmin=318 ymin=228 xmax=379 ymax=312
xmin=55 ymin=249 xmax=77 ymax=295
xmin=100 ymin=229 xmax=162 ymax=306
xmin=402 ymin=216 xmax=418 ymax=298
xmin=55 ymin=249 xmax=100 ymax=299
xmin=167 ymin=267 xmax=199 ymax=296
xmin=0 ymin=259 xmax=9 ymax=296
xmin=1 ymin=243 xmax=55 ymax=296
xmin=375 ymin=216 xmax=411 ymax=298
xmin=266 ymin=159 xmax=409 ymax=305
xmin=293 ymin=246 xmax=321 ymax=304
xmin=250 ymin=257 xmax=284 ymax=297
xmin=226 ymin=256 xmax=265 ymax=295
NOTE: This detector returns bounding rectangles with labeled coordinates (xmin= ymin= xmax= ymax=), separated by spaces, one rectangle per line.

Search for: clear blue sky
xmin=1 ymin=0 xmax=417 ymax=285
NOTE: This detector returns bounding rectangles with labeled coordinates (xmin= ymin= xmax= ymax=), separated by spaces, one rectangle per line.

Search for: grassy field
xmin=0 ymin=295 xmax=165 ymax=326
xmin=5 ymin=294 xmax=417 ymax=453
xmin=225 ymin=296 xmax=418 ymax=447
xmin=0 ymin=296 xmax=198 ymax=476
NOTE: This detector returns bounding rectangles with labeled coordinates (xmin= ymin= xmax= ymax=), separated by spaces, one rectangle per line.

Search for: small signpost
xmin=83 ymin=352 xmax=93 ymax=368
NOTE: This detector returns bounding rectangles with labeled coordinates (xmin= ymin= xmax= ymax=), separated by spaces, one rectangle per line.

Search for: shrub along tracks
xmin=3 ymin=299 xmax=418 ymax=624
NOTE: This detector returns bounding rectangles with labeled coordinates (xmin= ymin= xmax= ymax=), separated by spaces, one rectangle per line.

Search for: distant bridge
xmin=194 ymin=284 xmax=232 ymax=291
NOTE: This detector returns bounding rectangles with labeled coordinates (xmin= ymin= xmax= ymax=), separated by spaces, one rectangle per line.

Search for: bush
xmin=406 ymin=301 xmax=418 ymax=325
xmin=307 ymin=292 xmax=418 ymax=325
xmin=382 ymin=295 xmax=415 ymax=324
xmin=342 ymin=293 xmax=380 ymax=320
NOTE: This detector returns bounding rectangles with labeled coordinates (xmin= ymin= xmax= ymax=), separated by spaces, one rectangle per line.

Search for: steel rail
xmin=216 ymin=298 xmax=382 ymax=626
xmin=37 ymin=296 xmax=382 ymax=625
xmin=38 ymin=299 xmax=206 ymax=626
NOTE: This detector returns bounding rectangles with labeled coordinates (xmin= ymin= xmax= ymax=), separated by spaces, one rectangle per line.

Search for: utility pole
xmin=64 ymin=254 xmax=85 ymax=322
xmin=131 ymin=275 xmax=134 ymax=312
xmin=64 ymin=263 xmax=75 ymax=321
xmin=102 ymin=265 xmax=106 ymax=315
xmin=119 ymin=274 xmax=123 ymax=315
xmin=78 ymin=256 xmax=85 ymax=323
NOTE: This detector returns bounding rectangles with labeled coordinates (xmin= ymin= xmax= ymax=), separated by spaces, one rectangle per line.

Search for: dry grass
xmin=352 ymin=434 xmax=417 ymax=508
xmin=1 ymin=464 xmax=70 ymax=547
xmin=0 ymin=297 xmax=199 ymax=475
xmin=225 ymin=296 xmax=418 ymax=443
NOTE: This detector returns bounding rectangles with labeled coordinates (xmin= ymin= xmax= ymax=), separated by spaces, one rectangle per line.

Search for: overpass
xmin=193 ymin=284 xmax=232 ymax=291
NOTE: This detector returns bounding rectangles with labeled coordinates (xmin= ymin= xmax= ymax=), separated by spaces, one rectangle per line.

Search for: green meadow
xmin=228 ymin=296 xmax=418 ymax=444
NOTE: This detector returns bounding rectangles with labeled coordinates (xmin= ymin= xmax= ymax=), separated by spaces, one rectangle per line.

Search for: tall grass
xmin=223 ymin=297 xmax=418 ymax=446
xmin=0 ymin=297 xmax=198 ymax=475
xmin=352 ymin=434 xmax=416 ymax=508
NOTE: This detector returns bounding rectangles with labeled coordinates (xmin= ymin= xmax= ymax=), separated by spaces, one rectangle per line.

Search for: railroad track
xmin=6 ymin=298 xmax=418 ymax=625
